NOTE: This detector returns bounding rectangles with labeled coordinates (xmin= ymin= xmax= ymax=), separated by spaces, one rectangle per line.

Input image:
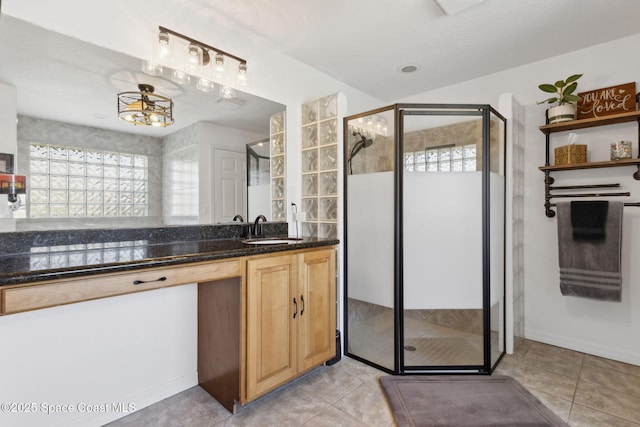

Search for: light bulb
xmin=220 ymin=85 xmax=235 ymax=99
xmin=142 ymin=60 xmax=163 ymax=76
xmin=215 ymin=53 xmax=226 ymax=79
xmin=188 ymin=45 xmax=200 ymax=65
xmin=157 ymin=31 xmax=170 ymax=58
xmin=196 ymin=78 xmax=215 ymax=92
xmin=237 ymin=63 xmax=248 ymax=87
xmin=171 ymin=70 xmax=190 ymax=85
xmin=184 ymin=44 xmax=202 ymax=74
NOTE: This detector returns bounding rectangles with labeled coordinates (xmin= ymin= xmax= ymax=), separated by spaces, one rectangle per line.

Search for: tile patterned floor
xmin=107 ymin=339 xmax=640 ymax=426
xmin=348 ymin=311 xmax=486 ymax=369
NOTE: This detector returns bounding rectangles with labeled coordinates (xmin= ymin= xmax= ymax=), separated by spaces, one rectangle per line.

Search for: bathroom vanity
xmin=0 ymin=224 xmax=338 ymax=414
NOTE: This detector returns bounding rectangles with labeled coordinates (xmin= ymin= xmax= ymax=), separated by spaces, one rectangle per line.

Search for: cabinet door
xmin=297 ymin=249 xmax=336 ymax=372
xmin=246 ymin=254 xmax=298 ymax=399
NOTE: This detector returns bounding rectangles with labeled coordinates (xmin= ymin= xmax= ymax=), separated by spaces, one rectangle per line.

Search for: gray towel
xmin=557 ymin=201 xmax=623 ymax=301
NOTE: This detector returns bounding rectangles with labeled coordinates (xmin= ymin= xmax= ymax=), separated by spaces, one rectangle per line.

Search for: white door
xmin=213 ymin=149 xmax=246 ymax=223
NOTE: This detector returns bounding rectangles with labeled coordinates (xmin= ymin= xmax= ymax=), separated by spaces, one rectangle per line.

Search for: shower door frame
xmin=343 ymin=103 xmax=507 ymax=375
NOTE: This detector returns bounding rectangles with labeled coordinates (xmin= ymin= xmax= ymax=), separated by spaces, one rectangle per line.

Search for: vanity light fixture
xmin=0 ymin=173 xmax=26 ymax=211
xmin=144 ymin=26 xmax=248 ymax=93
xmin=117 ymin=84 xmax=174 ymax=127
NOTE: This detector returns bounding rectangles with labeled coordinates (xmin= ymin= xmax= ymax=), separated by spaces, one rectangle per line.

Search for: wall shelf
xmin=539 ymin=110 xmax=640 ymax=134
xmin=539 ymin=157 xmax=640 ymax=172
xmin=539 ymin=108 xmax=640 ymax=217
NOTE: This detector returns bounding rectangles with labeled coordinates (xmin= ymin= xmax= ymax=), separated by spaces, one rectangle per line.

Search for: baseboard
xmin=59 ymin=372 xmax=199 ymax=427
xmin=525 ymin=328 xmax=640 ymax=366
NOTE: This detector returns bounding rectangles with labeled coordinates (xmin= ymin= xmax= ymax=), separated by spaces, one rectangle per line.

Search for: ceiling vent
xmin=212 ymin=97 xmax=246 ymax=110
xmin=434 ymin=0 xmax=484 ymax=15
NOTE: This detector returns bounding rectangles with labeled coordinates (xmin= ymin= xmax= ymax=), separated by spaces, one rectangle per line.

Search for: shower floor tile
xmin=348 ymin=309 xmax=484 ymax=368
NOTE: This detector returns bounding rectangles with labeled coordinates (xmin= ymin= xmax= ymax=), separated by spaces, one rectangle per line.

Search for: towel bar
xmin=549 ymin=201 xmax=640 ymax=209
xmin=550 ymin=192 xmax=630 ymax=198
xmin=545 ymin=194 xmax=639 ymax=217
xmin=549 ymin=183 xmax=621 ymax=190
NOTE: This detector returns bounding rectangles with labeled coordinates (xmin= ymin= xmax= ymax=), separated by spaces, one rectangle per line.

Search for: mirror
xmin=0 ymin=15 xmax=286 ymax=230
xmin=246 ymin=139 xmax=271 ymax=220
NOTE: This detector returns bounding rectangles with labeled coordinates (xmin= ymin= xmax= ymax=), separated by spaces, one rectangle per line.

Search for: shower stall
xmin=344 ymin=104 xmax=506 ymax=374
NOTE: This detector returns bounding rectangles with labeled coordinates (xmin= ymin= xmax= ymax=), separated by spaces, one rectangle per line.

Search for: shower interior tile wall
xmin=348 ymin=118 xmax=498 ymax=175
xmin=301 ymin=94 xmax=338 ymax=238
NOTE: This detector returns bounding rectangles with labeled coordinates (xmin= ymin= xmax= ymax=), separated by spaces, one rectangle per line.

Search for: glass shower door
xmin=344 ymin=104 xmax=506 ymax=374
xmin=489 ymin=109 xmax=506 ymax=369
xmin=345 ymin=108 xmax=396 ymax=372
xmin=401 ymin=110 xmax=486 ymax=370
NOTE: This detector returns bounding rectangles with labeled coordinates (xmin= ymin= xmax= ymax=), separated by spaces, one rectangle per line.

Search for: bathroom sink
xmin=242 ymin=237 xmax=304 ymax=245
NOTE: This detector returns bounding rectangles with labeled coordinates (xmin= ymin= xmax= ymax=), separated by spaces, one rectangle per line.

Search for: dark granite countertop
xmin=0 ymin=224 xmax=338 ymax=287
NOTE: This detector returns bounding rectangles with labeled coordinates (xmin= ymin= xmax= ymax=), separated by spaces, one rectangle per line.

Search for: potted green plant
xmin=537 ymin=74 xmax=583 ymax=124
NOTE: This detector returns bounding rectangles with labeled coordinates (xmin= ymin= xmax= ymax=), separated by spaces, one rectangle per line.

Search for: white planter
xmin=547 ymin=104 xmax=577 ymax=124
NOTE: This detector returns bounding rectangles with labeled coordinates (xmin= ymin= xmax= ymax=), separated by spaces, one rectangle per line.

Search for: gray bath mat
xmin=380 ymin=375 xmax=568 ymax=426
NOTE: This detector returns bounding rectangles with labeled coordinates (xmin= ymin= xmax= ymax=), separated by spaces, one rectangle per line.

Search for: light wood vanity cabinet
xmin=297 ymin=249 xmax=338 ymax=372
xmin=1 ymin=260 xmax=242 ymax=315
xmin=0 ymin=244 xmax=337 ymax=413
xmin=245 ymin=248 xmax=336 ymax=400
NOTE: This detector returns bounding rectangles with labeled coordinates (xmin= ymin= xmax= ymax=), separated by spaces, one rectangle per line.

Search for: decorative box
xmin=554 ymin=144 xmax=587 ymax=165
xmin=611 ymin=141 xmax=632 ymax=160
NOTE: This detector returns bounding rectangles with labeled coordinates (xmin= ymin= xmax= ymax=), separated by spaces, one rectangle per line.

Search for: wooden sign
xmin=577 ymin=82 xmax=636 ymax=119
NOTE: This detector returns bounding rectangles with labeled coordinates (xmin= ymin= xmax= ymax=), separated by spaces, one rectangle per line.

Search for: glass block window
xmin=29 ymin=143 xmax=149 ymax=218
xmin=404 ymin=144 xmax=476 ymax=172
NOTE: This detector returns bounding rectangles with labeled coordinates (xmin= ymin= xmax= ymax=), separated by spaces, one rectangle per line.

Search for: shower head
xmin=348 ymin=132 xmax=375 ymax=174
xmin=354 ymin=131 xmax=373 ymax=147
xmin=350 ymin=132 xmax=374 ymax=158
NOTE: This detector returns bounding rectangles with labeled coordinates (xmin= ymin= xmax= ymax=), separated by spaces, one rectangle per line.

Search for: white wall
xmin=400 ymin=33 xmax=640 ymax=365
xmin=0 ymin=82 xmax=17 ymax=229
xmin=0 ymin=83 xmax=16 ymax=156
xmin=0 ymin=285 xmax=198 ymax=427
xmin=248 ymin=184 xmax=270 ymax=220
xmin=196 ymin=121 xmax=266 ymax=224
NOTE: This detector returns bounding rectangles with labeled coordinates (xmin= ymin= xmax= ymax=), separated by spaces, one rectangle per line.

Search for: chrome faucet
xmin=232 ymin=214 xmax=244 ymax=222
xmin=252 ymin=215 xmax=267 ymax=236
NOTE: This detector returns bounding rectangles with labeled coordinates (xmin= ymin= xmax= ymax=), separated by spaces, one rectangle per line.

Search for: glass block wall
xmin=16 ymin=116 xmax=163 ymax=230
xmin=28 ymin=143 xmax=149 ymax=218
xmin=162 ymin=125 xmax=199 ymax=225
xmin=270 ymin=111 xmax=286 ymax=221
xmin=300 ymin=94 xmax=338 ymax=238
